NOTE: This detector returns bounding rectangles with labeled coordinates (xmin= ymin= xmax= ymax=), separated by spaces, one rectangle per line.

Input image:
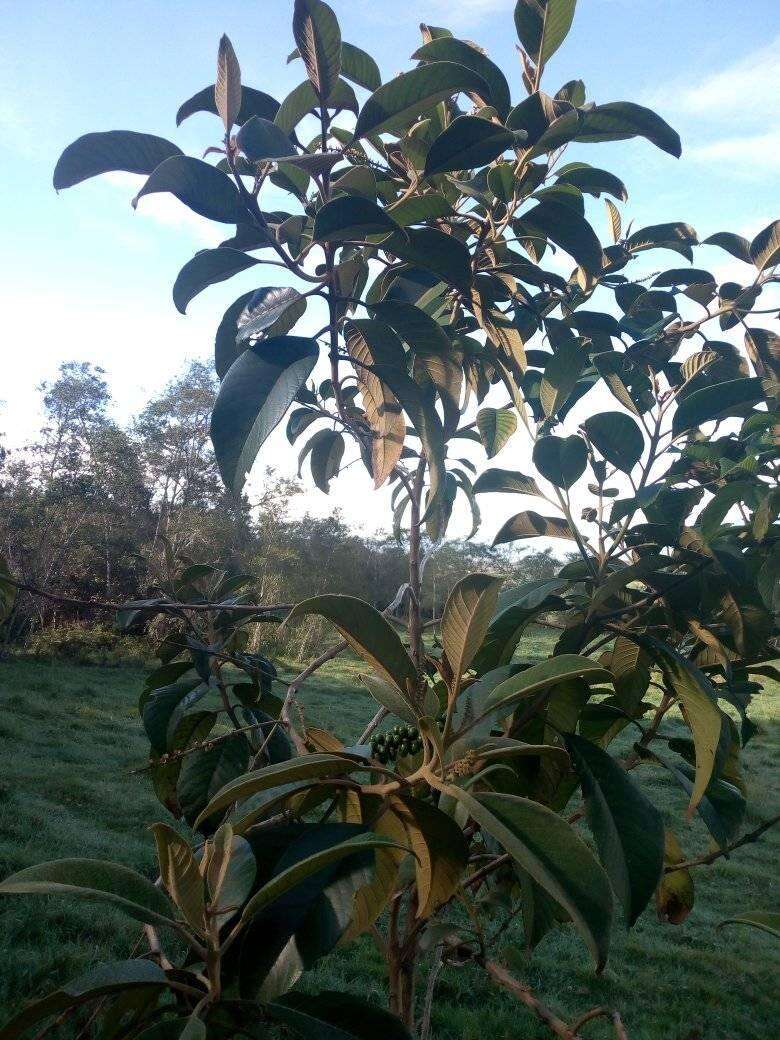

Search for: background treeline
xmin=0 ymin=361 xmax=557 ymax=661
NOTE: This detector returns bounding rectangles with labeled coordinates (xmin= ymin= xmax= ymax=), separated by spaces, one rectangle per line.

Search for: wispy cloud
xmin=686 ymin=129 xmax=780 ymax=177
xmin=104 ymin=172 xmax=223 ymax=247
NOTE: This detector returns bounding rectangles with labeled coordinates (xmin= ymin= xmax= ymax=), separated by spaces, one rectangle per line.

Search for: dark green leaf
xmin=473 ymin=468 xmax=542 ymax=497
xmin=178 ymin=734 xmax=250 ymax=830
xmin=275 ymin=79 xmax=359 ymax=133
xmin=176 ymin=85 xmax=279 ymax=126
xmin=53 ymin=131 xmax=183 ymax=190
xmin=382 ymin=227 xmax=472 ymax=293
xmin=514 ymin=0 xmax=577 ymax=67
xmin=313 ymin=195 xmax=401 ymax=242
xmin=493 ymin=511 xmax=573 ymax=545
xmin=702 ymin=232 xmax=751 ymax=264
xmin=211 ymin=336 xmax=319 ymax=493
xmin=309 ymin=430 xmax=344 ymax=493
xmin=719 ymin=911 xmax=780 ymax=939
xmin=412 ymin=38 xmax=511 ymax=118
xmin=672 ymin=377 xmax=764 ymax=436
xmin=423 ymin=116 xmax=516 ymax=177
xmin=293 ymin=0 xmax=342 ymax=101
xmin=539 ymin=336 xmax=584 ymax=415
xmin=172 ymin=248 xmax=260 ymax=314
xmin=749 ymin=220 xmax=780 ymax=271
xmin=533 ymin=435 xmax=586 ymax=489
xmin=268 ymin=991 xmax=413 ymax=1040
xmin=132 ymin=156 xmax=241 ymax=224
xmin=522 ymin=200 xmax=604 ymax=273
xmin=582 ymin=411 xmax=644 ymax=472
xmin=236 ymin=116 xmax=295 ymax=160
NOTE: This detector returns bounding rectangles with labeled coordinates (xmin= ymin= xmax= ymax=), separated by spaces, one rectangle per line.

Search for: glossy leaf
xmin=424 ymin=116 xmax=516 ymax=176
xmin=172 ymin=248 xmax=260 ymax=314
xmin=314 ymin=195 xmax=401 ymax=242
xmin=53 ymin=131 xmax=183 ymax=190
xmin=132 ymin=156 xmax=242 ymax=224
xmin=211 ymin=335 xmax=319 ymax=493
xmin=750 ymin=220 xmax=780 ymax=271
xmin=236 ymin=287 xmax=306 ymax=343
xmin=483 ymin=654 xmax=612 ymax=715
xmin=293 ymin=0 xmax=342 ymax=101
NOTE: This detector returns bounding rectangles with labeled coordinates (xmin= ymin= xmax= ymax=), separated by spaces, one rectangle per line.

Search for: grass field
xmin=0 ymin=651 xmax=778 ymax=1039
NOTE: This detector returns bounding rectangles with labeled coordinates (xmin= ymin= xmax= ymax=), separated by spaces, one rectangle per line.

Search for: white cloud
xmin=686 ymin=129 xmax=780 ymax=176
xmin=666 ymin=35 xmax=780 ymax=120
xmin=104 ymin=172 xmax=224 ymax=247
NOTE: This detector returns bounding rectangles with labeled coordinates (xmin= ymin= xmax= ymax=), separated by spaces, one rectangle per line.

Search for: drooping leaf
xmin=309 ymin=429 xmax=345 ymax=493
xmin=557 ymin=163 xmax=627 ymax=201
xmin=53 ymin=131 xmax=183 ymax=190
xmin=313 ymin=195 xmax=402 ymax=242
xmin=293 ymin=0 xmax=342 ymax=101
xmin=216 ymin=35 xmax=242 ymax=130
xmin=582 ymin=411 xmax=644 ymax=473
xmin=719 ymin=911 xmax=780 ymax=940
xmin=236 ymin=287 xmax=306 ymax=343
xmin=533 ymin=435 xmax=586 ymax=489
xmin=442 ymin=574 xmax=504 ymax=684
xmin=412 ymin=38 xmax=511 ymax=117
xmin=132 ymin=156 xmax=242 ymax=223
xmin=353 ymin=62 xmax=490 ymax=138
xmin=268 ymin=991 xmax=413 ymax=1040
xmin=483 ymin=654 xmax=612 ymax=716
xmin=424 ymin=116 xmax=516 ymax=176
xmin=566 ymin=734 xmax=664 ymax=926
xmin=539 ymin=337 xmax=584 ymax=416
xmin=235 ymin=116 xmax=295 ymax=161
xmin=493 ymin=511 xmax=573 ymax=545
xmin=532 ymin=101 xmax=681 ymax=159
xmin=285 ymin=595 xmax=418 ymax=694
xmin=0 ymin=860 xmax=177 ymax=929
xmin=671 ymin=377 xmax=763 ymax=436
xmin=442 ymin=786 xmax=613 ymax=968
xmin=749 ymin=220 xmax=780 ymax=271
xmin=177 ymin=85 xmax=279 ymax=127
xmin=473 ymin=468 xmax=542 ymax=497
xmin=172 ymin=248 xmax=260 ymax=314
xmin=476 ymin=408 xmax=518 ymax=458
xmin=702 ymin=231 xmax=752 ymax=264
xmin=521 ymin=200 xmax=604 ymax=273
xmin=211 ymin=335 xmax=319 ymax=493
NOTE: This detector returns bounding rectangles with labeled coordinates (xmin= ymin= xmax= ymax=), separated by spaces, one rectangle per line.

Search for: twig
xmin=419 ymin=948 xmax=444 ymax=1040
xmin=358 ymin=705 xmax=388 ymax=744
xmin=666 ymin=813 xmax=780 ymax=873
xmin=479 ymin=958 xmax=576 ymax=1039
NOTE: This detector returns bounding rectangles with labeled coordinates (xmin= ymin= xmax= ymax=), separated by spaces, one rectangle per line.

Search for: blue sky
xmin=1 ymin=0 xmax=777 ymax=536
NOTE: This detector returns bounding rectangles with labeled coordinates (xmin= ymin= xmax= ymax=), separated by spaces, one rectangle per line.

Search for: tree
xmin=2 ymin=2 xmax=778 ymax=1038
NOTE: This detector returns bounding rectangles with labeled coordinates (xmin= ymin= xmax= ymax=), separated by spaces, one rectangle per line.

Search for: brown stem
xmin=407 ymin=459 xmax=426 ymax=675
xmin=667 ymin=812 xmax=780 ymax=872
xmin=479 ymin=958 xmax=577 ymax=1039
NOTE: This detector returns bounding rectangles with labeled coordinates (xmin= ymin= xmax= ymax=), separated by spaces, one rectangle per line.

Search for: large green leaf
xmin=313 ymin=195 xmax=401 ymax=242
xmin=275 ymin=79 xmax=359 ymax=133
xmin=566 ymin=734 xmax=664 ymax=926
xmin=341 ymin=42 xmax=381 ymax=90
xmin=53 ymin=131 xmax=183 ymax=190
xmin=172 ymin=248 xmax=260 ymax=314
xmin=531 ymin=102 xmax=681 ymax=159
xmin=293 ymin=0 xmax=342 ymax=101
xmin=240 ymin=832 xmax=408 ymax=925
xmin=207 ymin=828 xmax=257 ymax=926
xmin=719 ymin=911 xmax=780 ymax=940
xmin=476 ymin=408 xmax=517 ymax=458
xmin=268 ymin=991 xmax=413 ymax=1040
xmin=196 ymin=754 xmax=376 ymax=828
xmin=412 ymin=38 xmax=511 ymax=118
xmin=637 ymin=635 xmax=722 ymax=814
xmin=0 ymin=961 xmax=168 ymax=1040
xmin=473 ymin=579 xmax=568 ymax=672
xmin=521 ymin=200 xmax=604 ymax=273
xmin=483 ymin=654 xmax=612 ymax=716
xmin=176 ymin=85 xmax=279 ymax=126
xmin=285 ymin=595 xmax=418 ymax=694
xmin=151 ymin=823 xmax=206 ymax=934
xmin=539 ymin=337 xmax=584 ymax=416
xmin=0 ymin=859 xmax=177 ymax=929
xmin=132 ymin=156 xmax=242 ymax=224
xmin=442 ymin=574 xmax=504 ymax=684
xmin=533 ymin=435 xmax=586 ymax=489
xmin=210 ymin=335 xmax=319 ymax=493
xmin=235 ymin=116 xmax=295 ymax=160
xmin=750 ymin=220 xmax=780 ymax=271
xmin=557 ymin=163 xmax=627 ymax=201
xmin=514 ymin=0 xmax=577 ymax=68
xmin=493 ymin=511 xmax=573 ymax=545
xmin=473 ymin=468 xmax=542 ymax=497
xmin=236 ymin=287 xmax=306 ymax=343
xmin=178 ymin=733 xmax=250 ymax=830
xmin=309 ymin=429 xmax=345 ymax=493
xmin=582 ymin=411 xmax=644 ymax=472
xmin=353 ymin=62 xmax=490 ymax=138
xmin=382 ymin=227 xmax=472 ymax=293
xmin=671 ymin=377 xmax=763 ymax=436
xmin=424 ymin=116 xmax=516 ymax=177
xmin=443 ymin=786 xmax=613 ymax=968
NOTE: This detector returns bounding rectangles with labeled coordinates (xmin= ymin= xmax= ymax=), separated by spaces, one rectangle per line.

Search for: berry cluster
xmin=370 ymin=716 xmax=446 ymax=764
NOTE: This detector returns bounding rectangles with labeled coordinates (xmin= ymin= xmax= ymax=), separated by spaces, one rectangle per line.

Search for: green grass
xmin=1 ymin=653 xmax=778 ymax=1038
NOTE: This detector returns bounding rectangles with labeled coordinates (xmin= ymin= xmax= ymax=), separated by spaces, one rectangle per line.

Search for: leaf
xmin=293 ymin=0 xmax=342 ymax=101
xmin=178 ymin=734 xmax=250 ymax=830
xmin=275 ymin=79 xmax=359 ymax=134
xmin=0 ymin=961 xmax=168 ymax=1040
xmin=344 ymin=323 xmax=404 ymax=487
xmin=132 ymin=156 xmax=241 ymax=224
xmin=285 ymin=595 xmax=418 ymax=694
xmin=412 ymin=38 xmax=511 ymax=118
xmin=211 ymin=335 xmax=319 ymax=493
xmin=53 ymin=131 xmax=183 ymax=190
xmin=533 ymin=435 xmax=586 ymax=489
xmin=207 ymin=828 xmax=257 ymax=926
xmin=514 ymin=0 xmax=577 ymax=68
xmin=533 ymin=101 xmax=681 ymax=159
xmin=268 ymin=991 xmax=413 ymax=1040
xmin=719 ymin=911 xmax=780 ymax=940
xmin=172 ymin=248 xmax=260 ymax=314
xmin=235 ymin=116 xmax=295 ymax=161
xmin=749 ymin=220 xmax=780 ymax=271
xmin=442 ymin=574 xmax=504 ymax=684
xmin=657 ymin=830 xmax=694 ymax=924
xmin=423 ymin=116 xmax=516 ymax=176
xmin=382 ymin=227 xmax=472 ymax=293
xmin=387 ymin=192 xmax=453 ymax=225
xmin=353 ymin=62 xmax=491 ymax=138
xmin=638 ymin=635 xmax=722 ymax=815
xmin=310 ymin=429 xmax=344 ymax=493
xmin=539 ymin=337 xmax=584 ymax=416
xmin=442 ymin=786 xmax=613 ymax=968
xmin=473 ymin=468 xmax=542 ymax=497
xmin=582 ymin=411 xmax=644 ymax=473
xmin=216 ymin=35 xmax=242 ymax=130
xmin=703 ymin=231 xmax=752 ymax=264
xmin=483 ymin=654 xmax=612 ymax=715
xmin=177 ymin=85 xmax=279 ymax=127
xmin=476 ymin=408 xmax=517 ymax=458
xmin=151 ymin=824 xmax=206 ymax=934
xmin=493 ymin=511 xmax=573 ymax=545
xmin=236 ymin=287 xmax=306 ymax=343
xmin=313 ymin=195 xmax=401 ymax=242
xmin=522 ymin=200 xmax=604 ymax=273
xmin=566 ymin=734 xmax=664 ymax=926
xmin=671 ymin=377 xmax=763 ymax=436
xmin=557 ymin=164 xmax=627 ymax=201
xmin=0 ymin=860 xmax=177 ymax=929
xmin=605 ymin=199 xmax=621 ymax=243
xmin=239 ymin=832 xmax=408 ymax=925
xmin=360 ymin=674 xmax=419 ymax=726
xmin=341 ymin=42 xmax=381 ymax=90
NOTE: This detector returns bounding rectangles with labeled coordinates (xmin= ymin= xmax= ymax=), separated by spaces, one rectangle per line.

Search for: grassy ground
xmin=0 ymin=651 xmax=778 ymax=1038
